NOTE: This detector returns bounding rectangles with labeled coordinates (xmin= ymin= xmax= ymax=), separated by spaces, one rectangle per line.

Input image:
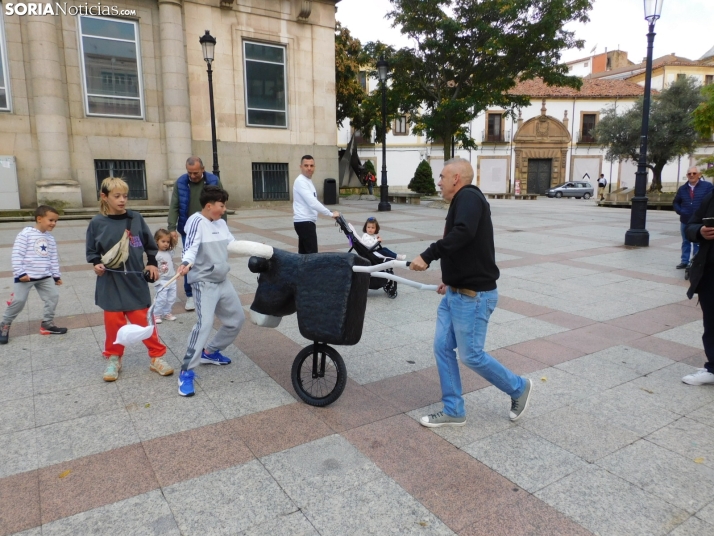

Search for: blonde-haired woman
xmin=86 ymin=177 xmax=174 ymax=381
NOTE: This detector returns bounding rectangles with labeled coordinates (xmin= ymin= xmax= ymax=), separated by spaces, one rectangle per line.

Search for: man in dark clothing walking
xmin=410 ymin=158 xmax=532 ymax=427
xmin=673 ymin=167 xmax=712 ymax=269
xmin=168 ymin=156 xmax=225 ymax=310
xmin=683 ymin=185 xmax=714 ymax=386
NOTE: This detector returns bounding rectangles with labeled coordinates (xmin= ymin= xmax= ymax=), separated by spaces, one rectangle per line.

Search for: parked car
xmin=546 ymin=182 xmax=594 ymax=199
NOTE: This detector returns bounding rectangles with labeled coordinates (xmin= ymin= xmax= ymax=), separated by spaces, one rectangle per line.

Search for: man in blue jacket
xmin=168 ymin=156 xmax=224 ymax=310
xmin=673 ymin=167 xmax=712 ymax=269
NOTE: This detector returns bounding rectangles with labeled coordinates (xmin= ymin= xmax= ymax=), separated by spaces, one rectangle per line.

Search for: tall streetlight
xmin=624 ymin=0 xmax=664 ymax=247
xmin=377 ymin=55 xmax=391 ymax=212
xmin=199 ymin=30 xmax=220 ymax=178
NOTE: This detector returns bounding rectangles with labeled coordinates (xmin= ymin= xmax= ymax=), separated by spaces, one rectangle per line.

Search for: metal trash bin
xmin=323 ymin=178 xmax=338 ymax=205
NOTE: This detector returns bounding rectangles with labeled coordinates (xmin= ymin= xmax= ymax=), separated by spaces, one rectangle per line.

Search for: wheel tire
xmin=384 ymin=280 xmax=398 ymax=299
xmin=555 ymin=192 xmax=562 ymax=198
xmin=291 ymin=344 xmax=347 ymax=407
xmin=583 ymin=193 xmax=591 ymax=200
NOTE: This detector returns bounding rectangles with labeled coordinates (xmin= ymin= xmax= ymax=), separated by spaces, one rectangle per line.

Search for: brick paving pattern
xmin=1 ymin=198 xmax=713 ymax=535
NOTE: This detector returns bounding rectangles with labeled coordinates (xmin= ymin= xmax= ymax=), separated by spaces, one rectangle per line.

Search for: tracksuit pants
xmin=154 ymin=282 xmax=177 ymax=317
xmin=3 ymin=278 xmax=58 ymax=325
xmin=181 ymin=279 xmax=245 ymax=371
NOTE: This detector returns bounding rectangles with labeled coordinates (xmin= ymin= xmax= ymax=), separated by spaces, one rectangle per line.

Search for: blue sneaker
xmin=200 ymin=349 xmax=232 ymax=365
xmin=178 ymin=370 xmax=196 ymax=397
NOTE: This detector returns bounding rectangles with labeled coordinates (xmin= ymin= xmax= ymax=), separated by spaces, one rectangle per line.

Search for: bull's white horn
xmin=228 ymin=241 xmax=274 ymax=258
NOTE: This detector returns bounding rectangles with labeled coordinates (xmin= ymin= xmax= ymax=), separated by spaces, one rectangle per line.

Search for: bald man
xmin=410 ymin=158 xmax=532 ymax=426
xmin=673 ymin=167 xmax=713 ymax=270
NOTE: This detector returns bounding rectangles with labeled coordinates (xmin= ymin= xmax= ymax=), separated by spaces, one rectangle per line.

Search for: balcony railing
xmin=481 ymin=131 xmax=510 ymax=143
xmin=577 ymin=130 xmax=597 ymax=144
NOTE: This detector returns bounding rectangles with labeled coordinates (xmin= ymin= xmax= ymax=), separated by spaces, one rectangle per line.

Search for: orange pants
xmin=103 ymin=309 xmax=166 ymax=358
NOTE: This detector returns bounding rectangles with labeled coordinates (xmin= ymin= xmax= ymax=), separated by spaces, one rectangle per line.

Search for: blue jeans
xmin=179 ymin=230 xmax=192 ymax=298
xmin=434 ymin=288 xmax=526 ymax=418
xmin=681 ymin=222 xmax=699 ymax=264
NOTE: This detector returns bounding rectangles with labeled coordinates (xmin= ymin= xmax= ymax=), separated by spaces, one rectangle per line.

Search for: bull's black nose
xmin=248 ymin=256 xmax=270 ymax=273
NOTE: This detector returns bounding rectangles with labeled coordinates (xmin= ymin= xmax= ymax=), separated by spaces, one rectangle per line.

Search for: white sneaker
xmin=154 ymin=315 xmax=162 ymax=324
xmin=397 ymin=254 xmax=407 ymax=261
xmin=682 ymin=369 xmax=714 ymax=386
xmin=185 ymin=297 xmax=195 ymax=311
xmin=163 ymin=313 xmax=177 ymax=321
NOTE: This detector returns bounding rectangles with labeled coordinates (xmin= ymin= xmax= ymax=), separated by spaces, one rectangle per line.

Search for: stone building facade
xmin=0 ymin=0 xmax=339 ymax=208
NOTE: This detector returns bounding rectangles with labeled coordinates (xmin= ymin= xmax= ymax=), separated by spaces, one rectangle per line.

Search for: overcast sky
xmin=336 ymin=0 xmax=714 ymax=65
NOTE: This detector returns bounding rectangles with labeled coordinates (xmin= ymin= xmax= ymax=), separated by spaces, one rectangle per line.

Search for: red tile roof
xmin=509 ymin=78 xmax=646 ymax=98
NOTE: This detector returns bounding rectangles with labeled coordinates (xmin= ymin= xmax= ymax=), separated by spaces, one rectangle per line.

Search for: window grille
xmin=252 ymin=163 xmax=289 ymax=201
xmin=95 ymin=160 xmax=147 ymax=200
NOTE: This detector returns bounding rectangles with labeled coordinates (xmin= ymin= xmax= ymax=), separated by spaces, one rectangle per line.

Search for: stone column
xmin=25 ymin=15 xmax=78 ymax=202
xmin=158 ymin=0 xmax=192 ymax=181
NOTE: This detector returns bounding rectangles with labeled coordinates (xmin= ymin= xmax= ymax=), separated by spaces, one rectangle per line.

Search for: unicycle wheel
xmin=291 ymin=343 xmax=347 ymax=407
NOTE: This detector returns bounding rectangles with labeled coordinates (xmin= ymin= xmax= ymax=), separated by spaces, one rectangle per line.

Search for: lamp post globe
xmin=199 ymin=30 xmax=220 ymax=177
xmin=376 ymin=55 xmax=391 ymax=212
xmin=624 ymin=0 xmax=664 ymax=247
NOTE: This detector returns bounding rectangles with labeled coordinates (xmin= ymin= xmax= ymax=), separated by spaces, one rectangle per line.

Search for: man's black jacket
xmin=685 ymin=191 xmax=714 ymax=298
xmin=420 ymin=185 xmax=499 ymax=292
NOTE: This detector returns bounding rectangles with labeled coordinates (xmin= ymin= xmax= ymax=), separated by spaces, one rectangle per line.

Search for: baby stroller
xmin=335 ymin=215 xmax=398 ymax=299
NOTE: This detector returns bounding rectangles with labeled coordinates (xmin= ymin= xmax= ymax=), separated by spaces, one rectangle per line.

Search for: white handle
xmin=352 ymin=260 xmax=408 ymax=273
xmin=365 ymin=272 xmax=438 ymax=291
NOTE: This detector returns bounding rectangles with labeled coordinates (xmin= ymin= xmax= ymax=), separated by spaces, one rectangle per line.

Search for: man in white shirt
xmin=293 ymin=155 xmax=339 ymax=253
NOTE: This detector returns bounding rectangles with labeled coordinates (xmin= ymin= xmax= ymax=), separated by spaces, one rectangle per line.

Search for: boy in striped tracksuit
xmin=175 ymin=186 xmax=245 ymax=397
xmin=0 ymin=205 xmax=67 ymax=344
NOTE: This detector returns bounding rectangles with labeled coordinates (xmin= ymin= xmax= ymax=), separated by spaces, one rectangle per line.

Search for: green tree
xmin=362 ymin=0 xmax=592 ymax=159
xmin=408 ymin=160 xmax=437 ymax=194
xmin=596 ymin=77 xmax=705 ymax=192
xmin=363 ymin=159 xmax=376 ymax=175
xmin=694 ymin=84 xmax=714 ymax=180
xmin=335 ymin=22 xmax=366 ymax=128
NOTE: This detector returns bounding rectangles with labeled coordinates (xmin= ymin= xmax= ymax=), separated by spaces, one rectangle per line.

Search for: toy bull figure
xmin=227 ymin=241 xmax=434 ymax=407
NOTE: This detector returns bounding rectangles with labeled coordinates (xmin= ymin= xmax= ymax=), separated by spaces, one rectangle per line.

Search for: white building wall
xmin=340 ymin=93 xmax=712 ymax=194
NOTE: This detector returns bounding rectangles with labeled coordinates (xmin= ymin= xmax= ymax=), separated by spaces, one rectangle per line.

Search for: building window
xmin=677 ymin=73 xmax=686 ymax=81
xmin=95 ymin=160 xmax=147 ymax=199
xmin=244 ymin=42 xmax=287 ymax=128
xmin=580 ymin=113 xmax=597 ymax=143
xmin=486 ymin=113 xmax=503 ymax=142
xmin=0 ymin=10 xmax=10 ymax=111
xmin=393 ymin=116 xmax=408 ymax=135
xmin=359 ymin=71 xmax=367 ymax=93
xmin=79 ymin=16 xmax=143 ymax=118
xmin=706 ymin=75 xmax=713 ymax=86
xmin=252 ymin=163 xmax=289 ymax=201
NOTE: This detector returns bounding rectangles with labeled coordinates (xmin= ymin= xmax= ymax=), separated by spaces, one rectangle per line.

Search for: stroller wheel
xmin=385 ymin=280 xmax=398 ymax=299
xmin=291 ymin=343 xmax=347 ymax=407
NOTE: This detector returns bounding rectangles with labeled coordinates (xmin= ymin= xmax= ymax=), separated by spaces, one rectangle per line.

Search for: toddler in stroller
xmin=335 ymin=215 xmax=400 ymax=299
xmin=361 ymin=217 xmax=407 ymax=261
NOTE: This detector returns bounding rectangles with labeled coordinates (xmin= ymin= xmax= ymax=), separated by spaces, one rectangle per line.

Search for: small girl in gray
xmin=153 ymin=229 xmax=178 ymax=323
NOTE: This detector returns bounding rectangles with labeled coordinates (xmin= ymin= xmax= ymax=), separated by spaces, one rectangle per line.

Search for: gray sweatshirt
xmin=180 ymin=213 xmax=235 ymax=285
xmin=86 ymin=211 xmax=158 ymax=312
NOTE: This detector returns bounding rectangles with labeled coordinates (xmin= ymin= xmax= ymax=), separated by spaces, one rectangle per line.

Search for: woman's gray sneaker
xmin=510 ymin=378 xmax=533 ymax=421
xmin=420 ymin=411 xmax=466 ymax=428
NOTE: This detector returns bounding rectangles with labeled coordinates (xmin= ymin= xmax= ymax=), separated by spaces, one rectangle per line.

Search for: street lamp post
xmin=624 ymin=0 xmax=664 ymax=247
xmin=377 ymin=55 xmax=391 ymax=212
xmin=199 ymin=30 xmax=220 ymax=178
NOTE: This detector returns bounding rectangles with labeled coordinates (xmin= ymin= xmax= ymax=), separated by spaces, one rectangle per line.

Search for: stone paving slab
xmin=2 ymin=198 xmax=714 ymax=535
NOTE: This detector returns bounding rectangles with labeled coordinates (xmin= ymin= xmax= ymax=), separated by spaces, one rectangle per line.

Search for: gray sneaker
xmin=419 ymin=411 xmax=466 ymax=428
xmin=510 ymin=378 xmax=533 ymax=421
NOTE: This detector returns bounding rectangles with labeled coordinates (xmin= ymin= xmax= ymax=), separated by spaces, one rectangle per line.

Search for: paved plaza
xmin=2 ymin=198 xmax=714 ymax=536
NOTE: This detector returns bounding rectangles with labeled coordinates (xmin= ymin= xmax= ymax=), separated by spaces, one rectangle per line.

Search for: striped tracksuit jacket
xmin=179 ymin=213 xmax=245 ymax=371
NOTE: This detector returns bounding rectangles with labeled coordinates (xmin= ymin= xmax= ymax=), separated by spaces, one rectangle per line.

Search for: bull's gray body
xmin=249 ymin=249 xmax=371 ymax=345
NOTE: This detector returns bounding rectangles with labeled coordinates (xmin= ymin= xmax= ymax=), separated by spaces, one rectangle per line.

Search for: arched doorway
xmin=513 ymin=102 xmax=571 ymax=194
